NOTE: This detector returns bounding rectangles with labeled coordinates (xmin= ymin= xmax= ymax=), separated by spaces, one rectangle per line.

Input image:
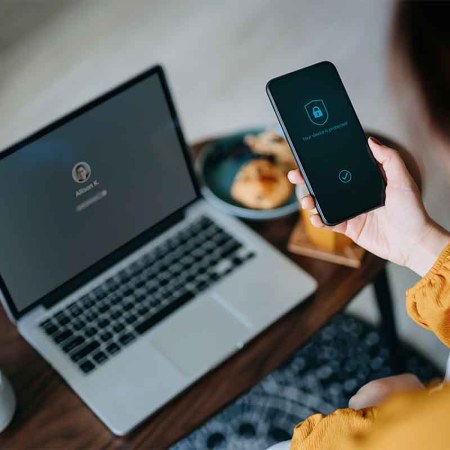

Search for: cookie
xmin=231 ymin=159 xmax=293 ymax=209
xmin=244 ymin=130 xmax=296 ymax=171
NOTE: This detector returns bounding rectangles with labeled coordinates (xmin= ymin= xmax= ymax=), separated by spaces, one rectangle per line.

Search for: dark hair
xmin=392 ymin=1 xmax=450 ymax=141
xmin=75 ymin=164 xmax=86 ymax=173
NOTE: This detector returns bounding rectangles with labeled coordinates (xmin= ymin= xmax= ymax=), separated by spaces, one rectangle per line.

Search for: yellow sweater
xmin=291 ymin=242 xmax=450 ymax=450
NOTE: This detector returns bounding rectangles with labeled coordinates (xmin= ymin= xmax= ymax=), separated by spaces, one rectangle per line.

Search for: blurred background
xmin=0 ymin=0 xmax=449 ymax=369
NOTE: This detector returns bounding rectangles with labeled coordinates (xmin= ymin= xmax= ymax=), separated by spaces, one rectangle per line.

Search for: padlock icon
xmin=305 ymin=99 xmax=328 ymax=125
xmin=312 ymin=106 xmax=323 ymax=118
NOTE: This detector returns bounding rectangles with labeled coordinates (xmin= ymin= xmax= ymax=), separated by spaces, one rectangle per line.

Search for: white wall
xmin=0 ymin=0 xmax=449 ymax=369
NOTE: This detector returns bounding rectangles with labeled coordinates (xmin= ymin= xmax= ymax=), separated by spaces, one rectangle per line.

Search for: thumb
xmin=368 ymin=137 xmax=415 ymax=190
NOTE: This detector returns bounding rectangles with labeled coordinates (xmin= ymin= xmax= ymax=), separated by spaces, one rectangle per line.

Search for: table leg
xmin=372 ymin=266 xmax=405 ymax=374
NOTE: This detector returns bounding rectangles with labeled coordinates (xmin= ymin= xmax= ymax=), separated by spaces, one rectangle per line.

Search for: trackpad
xmin=150 ymin=297 xmax=250 ymax=378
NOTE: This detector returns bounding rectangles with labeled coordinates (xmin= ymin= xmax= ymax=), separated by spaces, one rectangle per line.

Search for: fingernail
xmin=369 ymin=136 xmax=382 ymax=145
xmin=287 ymin=171 xmax=295 ymax=183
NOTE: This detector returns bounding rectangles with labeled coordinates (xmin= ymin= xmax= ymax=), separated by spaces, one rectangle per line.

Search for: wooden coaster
xmin=288 ymin=219 xmax=366 ymax=268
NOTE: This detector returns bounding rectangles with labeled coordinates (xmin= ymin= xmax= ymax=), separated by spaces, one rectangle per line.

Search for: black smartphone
xmin=266 ymin=61 xmax=385 ymax=225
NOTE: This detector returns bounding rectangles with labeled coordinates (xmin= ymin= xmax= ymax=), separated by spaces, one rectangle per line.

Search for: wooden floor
xmin=0 ymin=0 xmax=448 ymax=367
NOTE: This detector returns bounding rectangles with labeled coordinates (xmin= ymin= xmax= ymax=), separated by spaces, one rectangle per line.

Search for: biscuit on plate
xmin=231 ymin=159 xmax=293 ymax=209
xmin=244 ymin=130 xmax=296 ymax=171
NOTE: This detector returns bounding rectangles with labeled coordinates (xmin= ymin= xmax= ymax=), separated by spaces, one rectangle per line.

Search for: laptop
xmin=0 ymin=65 xmax=317 ymax=435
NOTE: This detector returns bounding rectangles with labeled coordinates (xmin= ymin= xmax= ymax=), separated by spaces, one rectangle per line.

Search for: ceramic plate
xmin=196 ymin=128 xmax=298 ymax=220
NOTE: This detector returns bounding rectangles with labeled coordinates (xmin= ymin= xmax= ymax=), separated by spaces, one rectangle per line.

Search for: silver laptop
xmin=0 ymin=65 xmax=316 ymax=435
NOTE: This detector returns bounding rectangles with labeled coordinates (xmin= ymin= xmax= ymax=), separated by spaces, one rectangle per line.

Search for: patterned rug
xmin=172 ymin=313 xmax=441 ymax=450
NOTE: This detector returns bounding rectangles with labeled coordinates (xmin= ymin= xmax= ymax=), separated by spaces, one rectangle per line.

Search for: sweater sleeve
xmin=406 ymin=242 xmax=450 ymax=347
xmin=290 ymin=407 xmax=378 ymax=450
xmin=290 ymin=384 xmax=450 ymax=450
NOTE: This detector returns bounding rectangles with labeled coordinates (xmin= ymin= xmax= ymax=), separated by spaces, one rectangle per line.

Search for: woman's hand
xmin=348 ymin=374 xmax=424 ymax=410
xmin=288 ymin=137 xmax=450 ymax=276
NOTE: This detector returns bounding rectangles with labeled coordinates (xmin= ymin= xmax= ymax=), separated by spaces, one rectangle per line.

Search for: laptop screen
xmin=0 ymin=68 xmax=197 ymax=315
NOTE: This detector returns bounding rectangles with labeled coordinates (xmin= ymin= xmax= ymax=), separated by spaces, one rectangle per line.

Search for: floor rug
xmin=172 ymin=313 xmax=441 ymax=450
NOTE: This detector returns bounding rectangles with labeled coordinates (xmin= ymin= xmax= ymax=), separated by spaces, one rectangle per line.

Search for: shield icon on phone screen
xmin=304 ymin=99 xmax=329 ymax=126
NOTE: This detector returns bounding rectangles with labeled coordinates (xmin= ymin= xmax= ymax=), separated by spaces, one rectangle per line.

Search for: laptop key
xmin=43 ymin=323 xmax=58 ymax=336
xmin=106 ymin=342 xmax=121 ymax=355
xmin=98 ymin=318 xmax=109 ymax=328
xmin=83 ymin=298 xmax=95 ymax=308
xmin=68 ymin=304 xmax=82 ymax=316
xmin=136 ymin=306 xmax=150 ymax=316
xmin=149 ymin=297 xmax=162 ymax=308
xmin=194 ymin=280 xmax=210 ymax=292
xmin=55 ymin=313 xmax=70 ymax=326
xmin=53 ymin=329 xmax=72 ymax=344
xmin=125 ymin=314 xmax=138 ymax=325
xmin=110 ymin=310 xmax=121 ymax=320
xmin=93 ymin=287 xmax=106 ymax=300
xmin=221 ymin=243 xmax=242 ymax=259
xmin=112 ymin=322 xmax=126 ymax=333
xmin=40 ymin=318 xmax=53 ymax=328
xmin=79 ymin=360 xmax=96 ymax=374
xmin=110 ymin=296 xmax=122 ymax=305
xmin=72 ymin=319 xmax=87 ymax=331
xmin=99 ymin=331 xmax=113 ymax=342
xmin=123 ymin=288 xmax=134 ymax=297
xmin=231 ymin=256 xmax=244 ymax=267
xmin=98 ymin=303 xmax=110 ymax=314
xmin=135 ymin=291 xmax=194 ymax=335
xmin=85 ymin=327 xmax=97 ymax=337
xmin=85 ymin=311 xmax=97 ymax=322
xmin=158 ymin=277 xmax=169 ymax=286
xmin=210 ymin=272 xmax=220 ymax=282
xmin=62 ymin=336 xmax=85 ymax=353
xmin=70 ymin=340 xmax=100 ymax=362
xmin=146 ymin=284 xmax=158 ymax=295
xmin=135 ymin=279 xmax=146 ymax=289
xmin=212 ymin=259 xmax=232 ymax=276
xmin=118 ymin=333 xmax=136 ymax=346
xmin=123 ymin=302 xmax=134 ymax=312
xmin=92 ymin=351 xmax=108 ymax=364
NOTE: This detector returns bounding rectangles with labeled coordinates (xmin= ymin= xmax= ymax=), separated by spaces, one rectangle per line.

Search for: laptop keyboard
xmin=39 ymin=216 xmax=255 ymax=375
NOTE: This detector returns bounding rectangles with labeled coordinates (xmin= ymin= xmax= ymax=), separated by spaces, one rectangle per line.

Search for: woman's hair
xmin=392 ymin=1 xmax=450 ymax=141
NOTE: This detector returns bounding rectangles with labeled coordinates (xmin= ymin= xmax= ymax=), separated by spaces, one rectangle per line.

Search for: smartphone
xmin=266 ymin=61 xmax=385 ymax=225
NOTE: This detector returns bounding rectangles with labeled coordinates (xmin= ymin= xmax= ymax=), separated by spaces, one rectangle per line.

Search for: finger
xmin=328 ymin=221 xmax=348 ymax=235
xmin=349 ymin=387 xmax=381 ymax=410
xmin=310 ymin=213 xmax=325 ymax=228
xmin=368 ymin=137 xmax=415 ymax=189
xmin=349 ymin=374 xmax=424 ymax=410
xmin=287 ymin=169 xmax=304 ymax=185
xmin=349 ymin=380 xmax=391 ymax=410
xmin=309 ymin=214 xmax=348 ymax=234
xmin=300 ymin=195 xmax=315 ymax=210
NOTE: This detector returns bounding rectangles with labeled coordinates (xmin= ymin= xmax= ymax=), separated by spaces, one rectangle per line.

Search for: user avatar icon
xmin=304 ymin=99 xmax=329 ymax=126
xmin=72 ymin=162 xmax=91 ymax=184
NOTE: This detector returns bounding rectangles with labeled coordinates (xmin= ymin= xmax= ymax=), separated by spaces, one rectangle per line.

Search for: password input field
xmin=76 ymin=189 xmax=107 ymax=212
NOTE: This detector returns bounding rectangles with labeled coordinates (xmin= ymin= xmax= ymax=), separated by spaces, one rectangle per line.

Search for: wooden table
xmin=0 ymin=140 xmax=397 ymax=449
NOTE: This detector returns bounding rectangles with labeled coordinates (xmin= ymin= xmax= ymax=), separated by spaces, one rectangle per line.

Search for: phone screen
xmin=266 ymin=61 xmax=385 ymax=225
